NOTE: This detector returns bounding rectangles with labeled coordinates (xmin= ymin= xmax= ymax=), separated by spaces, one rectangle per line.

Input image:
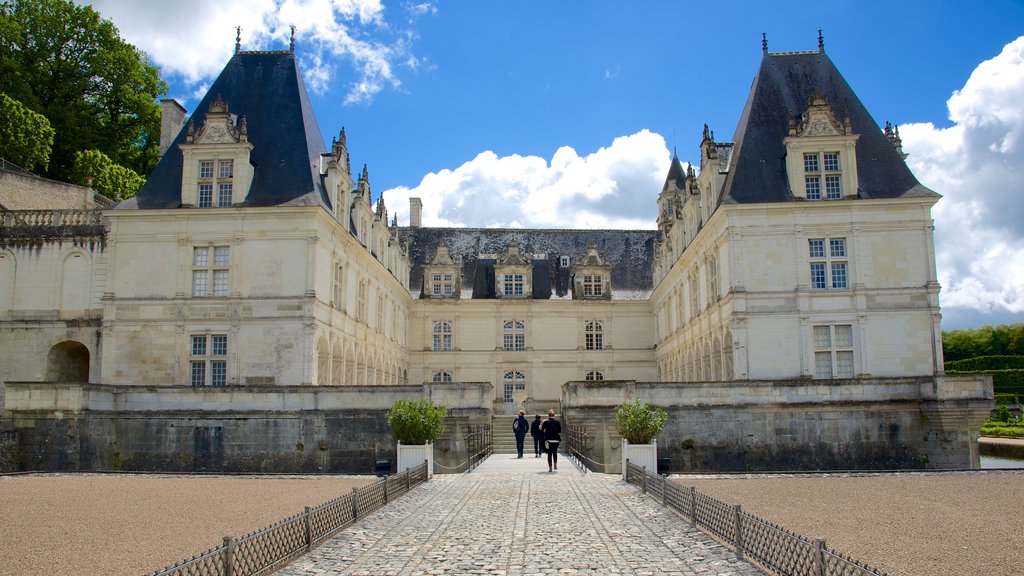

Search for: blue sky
xmin=85 ymin=0 xmax=1024 ymax=330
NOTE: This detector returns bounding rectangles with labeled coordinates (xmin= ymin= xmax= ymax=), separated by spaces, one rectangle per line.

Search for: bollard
xmin=351 ymin=487 xmax=359 ymax=520
xmin=733 ymin=504 xmax=744 ymax=560
xmin=689 ymin=486 xmax=697 ymax=528
xmin=641 ymin=465 xmax=647 ymax=493
xmin=304 ymin=506 xmax=313 ymax=551
xmin=813 ymin=538 xmax=826 ymax=576
xmin=223 ymin=536 xmax=235 ymax=576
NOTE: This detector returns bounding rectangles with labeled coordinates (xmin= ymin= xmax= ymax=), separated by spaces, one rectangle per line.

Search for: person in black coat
xmin=529 ymin=414 xmax=543 ymax=457
xmin=513 ymin=410 xmax=528 ymax=458
xmin=540 ymin=409 xmax=561 ymax=472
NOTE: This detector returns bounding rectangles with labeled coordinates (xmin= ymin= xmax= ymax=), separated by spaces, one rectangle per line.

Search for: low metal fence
xmin=149 ymin=461 xmax=430 ymax=576
xmin=624 ymin=461 xmax=890 ymax=576
xmin=431 ymin=423 xmax=493 ymax=474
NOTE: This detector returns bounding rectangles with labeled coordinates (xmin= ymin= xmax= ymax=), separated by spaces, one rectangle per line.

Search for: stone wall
xmin=561 ymin=377 xmax=993 ymax=473
xmin=5 ymin=381 xmax=493 ymax=474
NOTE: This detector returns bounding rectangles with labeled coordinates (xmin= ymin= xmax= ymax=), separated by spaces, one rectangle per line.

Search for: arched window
xmin=432 ymin=320 xmax=453 ymax=351
xmin=503 ymin=370 xmax=526 ymax=403
xmin=585 ymin=321 xmax=603 ymax=350
xmin=503 ymin=320 xmax=526 ymax=351
xmin=432 ymin=371 xmax=452 ymax=382
xmin=585 ymin=371 xmax=604 ymax=381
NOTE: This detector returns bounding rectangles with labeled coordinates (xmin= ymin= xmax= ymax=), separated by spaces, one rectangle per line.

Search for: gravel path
xmin=0 ymin=474 xmax=372 ymax=576
xmin=679 ymin=471 xmax=1024 ymax=576
xmin=2 ymin=470 xmax=1021 ymax=576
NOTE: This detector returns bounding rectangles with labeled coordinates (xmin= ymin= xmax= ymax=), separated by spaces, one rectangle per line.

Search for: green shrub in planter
xmin=614 ymin=398 xmax=667 ymax=444
xmin=387 ymin=399 xmax=447 ymax=445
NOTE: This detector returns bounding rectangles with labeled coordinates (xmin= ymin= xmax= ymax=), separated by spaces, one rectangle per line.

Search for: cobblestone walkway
xmin=277 ymin=455 xmax=763 ymax=576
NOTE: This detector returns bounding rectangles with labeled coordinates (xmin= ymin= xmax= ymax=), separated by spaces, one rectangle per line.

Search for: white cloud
xmin=382 ymin=130 xmax=669 ymax=230
xmin=900 ymin=36 xmax=1024 ymax=325
xmin=82 ymin=0 xmax=429 ymax=104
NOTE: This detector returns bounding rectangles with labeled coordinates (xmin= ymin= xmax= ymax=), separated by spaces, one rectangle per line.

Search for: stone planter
xmin=622 ymin=439 xmax=657 ymax=479
xmin=397 ymin=441 xmax=434 ymax=478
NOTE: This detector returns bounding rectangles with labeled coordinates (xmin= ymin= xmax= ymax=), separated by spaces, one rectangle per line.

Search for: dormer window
xmin=784 ymin=93 xmax=859 ymax=201
xmin=503 ymin=273 xmax=525 ymax=296
xmin=196 ymin=159 xmax=235 ymax=208
xmin=583 ymin=275 xmax=603 ymax=297
xmin=179 ymin=96 xmax=253 ymax=208
xmin=803 ymin=152 xmax=842 ymax=201
xmin=495 ymin=241 xmax=532 ymax=299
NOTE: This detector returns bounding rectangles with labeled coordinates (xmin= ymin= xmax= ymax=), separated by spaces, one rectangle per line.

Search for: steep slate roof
xmin=399 ymin=228 xmax=658 ymax=300
xmin=720 ymin=49 xmax=938 ymax=204
xmin=119 ymin=50 xmax=329 ymax=210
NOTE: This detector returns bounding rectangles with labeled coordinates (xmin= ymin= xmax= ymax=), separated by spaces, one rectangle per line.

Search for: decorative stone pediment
xmin=187 ymin=95 xmax=248 ymax=145
xmin=423 ymin=241 xmax=462 ymax=299
xmin=788 ymin=92 xmax=851 ymax=138
xmin=495 ymin=241 xmax=532 ymax=299
xmin=497 ymin=240 xmax=530 ymax=266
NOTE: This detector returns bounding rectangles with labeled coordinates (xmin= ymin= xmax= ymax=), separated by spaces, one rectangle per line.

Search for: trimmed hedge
xmin=946 ymin=355 xmax=1024 ymax=371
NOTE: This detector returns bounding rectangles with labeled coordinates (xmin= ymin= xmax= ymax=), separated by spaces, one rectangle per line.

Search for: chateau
xmin=0 ymin=36 xmax=992 ymax=473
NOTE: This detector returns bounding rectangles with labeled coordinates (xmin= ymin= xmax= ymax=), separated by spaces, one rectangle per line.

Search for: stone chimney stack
xmin=159 ymin=99 xmax=187 ymax=158
xmin=410 ymin=197 xmax=423 ymax=228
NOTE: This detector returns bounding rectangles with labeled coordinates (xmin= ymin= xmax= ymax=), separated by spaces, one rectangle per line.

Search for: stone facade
xmin=0 ymin=41 xmax=993 ymax=473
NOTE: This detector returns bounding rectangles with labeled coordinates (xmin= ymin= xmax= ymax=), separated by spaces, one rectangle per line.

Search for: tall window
xmin=192 ymin=246 xmax=229 ymax=297
xmin=431 ymin=273 xmax=455 ymax=296
xmin=191 ymin=334 xmax=227 ymax=386
xmin=706 ymin=255 xmax=718 ymax=305
xmin=585 ymin=320 xmax=604 ymax=350
xmin=503 ymin=370 xmax=526 ymax=403
xmin=376 ymin=294 xmax=385 ymax=331
xmin=503 ymin=273 xmax=525 ymax=296
xmin=333 ymin=264 xmax=345 ymax=310
xmin=585 ymin=370 xmax=604 ymax=381
xmin=357 ymin=280 xmax=367 ymax=321
xmin=432 ymin=371 xmax=453 ymax=382
xmin=813 ymin=324 xmax=854 ymax=379
xmin=803 ymin=152 xmax=841 ymax=200
xmin=809 ymin=238 xmax=848 ymax=289
xmin=583 ymin=275 xmax=603 ymax=297
xmin=197 ymin=159 xmax=234 ymax=207
xmin=503 ymin=320 xmax=526 ymax=351
xmin=688 ymin=272 xmax=699 ymax=319
xmin=432 ymin=321 xmax=453 ymax=352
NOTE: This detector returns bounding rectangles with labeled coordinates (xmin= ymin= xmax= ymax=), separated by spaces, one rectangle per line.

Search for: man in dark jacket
xmin=513 ymin=410 xmax=528 ymax=458
xmin=529 ymin=414 xmax=543 ymax=457
xmin=541 ymin=410 xmax=561 ymax=472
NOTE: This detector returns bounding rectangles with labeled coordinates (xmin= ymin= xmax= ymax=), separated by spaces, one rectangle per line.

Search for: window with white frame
xmin=430 ymin=273 xmax=455 ymax=296
xmin=333 ymin=264 xmax=345 ymax=310
xmin=803 ymin=151 xmax=841 ymax=200
xmin=192 ymin=246 xmax=230 ymax=297
xmin=197 ymin=159 xmax=234 ymax=207
xmin=560 ymin=255 xmax=570 ymax=267
xmin=585 ymin=370 xmax=604 ymax=381
xmin=432 ymin=320 xmax=453 ymax=352
xmin=503 ymin=370 xmax=526 ymax=402
xmin=583 ymin=274 xmax=603 ymax=297
xmin=813 ymin=324 xmax=854 ymax=379
xmin=190 ymin=334 xmax=228 ymax=386
xmin=432 ymin=371 xmax=453 ymax=382
xmin=585 ymin=320 xmax=604 ymax=350
xmin=809 ymin=238 xmax=848 ymax=289
xmin=503 ymin=273 xmax=525 ymax=296
xmin=503 ymin=320 xmax=526 ymax=351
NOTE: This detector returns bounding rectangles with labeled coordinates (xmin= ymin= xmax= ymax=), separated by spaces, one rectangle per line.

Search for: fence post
xmin=406 ymin=468 xmax=411 ymax=490
xmin=660 ymin=473 xmax=666 ymax=504
xmin=813 ymin=538 xmax=826 ymax=576
xmin=223 ymin=536 xmax=235 ymax=576
xmin=689 ymin=487 xmax=697 ymax=528
xmin=641 ymin=466 xmax=647 ymax=493
xmin=351 ymin=487 xmax=359 ymax=520
xmin=733 ymin=504 xmax=744 ymax=560
xmin=625 ymin=458 xmax=630 ymax=482
xmin=304 ymin=506 xmax=313 ymax=551
xmin=384 ymin=475 xmax=389 ymax=503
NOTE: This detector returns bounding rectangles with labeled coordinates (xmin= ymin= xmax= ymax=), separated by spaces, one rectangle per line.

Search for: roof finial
xmin=235 ymin=26 xmax=241 ymax=53
xmin=818 ymin=29 xmax=825 ymax=53
xmin=762 ymin=32 xmax=768 ymax=54
xmin=289 ymin=25 xmax=296 ymax=53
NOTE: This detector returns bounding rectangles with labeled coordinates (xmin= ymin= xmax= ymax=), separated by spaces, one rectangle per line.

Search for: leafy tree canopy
xmin=942 ymin=323 xmax=1024 ymax=361
xmin=0 ymin=92 xmax=54 ymax=171
xmin=0 ymin=0 xmax=166 ymax=181
xmin=70 ymin=148 xmax=144 ymax=201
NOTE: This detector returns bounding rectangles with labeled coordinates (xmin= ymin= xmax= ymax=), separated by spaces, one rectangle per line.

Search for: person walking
xmin=529 ymin=414 xmax=543 ymax=457
xmin=541 ymin=409 xmax=561 ymax=472
xmin=513 ymin=410 xmax=528 ymax=458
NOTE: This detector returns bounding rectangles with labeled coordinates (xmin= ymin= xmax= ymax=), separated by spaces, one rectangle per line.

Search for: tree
xmin=70 ymin=149 xmax=144 ymax=201
xmin=0 ymin=0 xmax=166 ymax=181
xmin=0 ymin=92 xmax=54 ymax=171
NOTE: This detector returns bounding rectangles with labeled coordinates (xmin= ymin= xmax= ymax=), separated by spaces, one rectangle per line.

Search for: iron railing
xmin=149 ymin=461 xmax=430 ymax=576
xmin=624 ymin=461 xmax=889 ymax=576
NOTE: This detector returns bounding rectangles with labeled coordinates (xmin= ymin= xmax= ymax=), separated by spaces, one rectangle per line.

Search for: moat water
xmin=980 ymin=455 xmax=1024 ymax=469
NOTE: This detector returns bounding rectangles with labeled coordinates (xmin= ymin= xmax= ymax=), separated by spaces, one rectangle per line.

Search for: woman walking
xmin=541 ymin=409 xmax=561 ymax=472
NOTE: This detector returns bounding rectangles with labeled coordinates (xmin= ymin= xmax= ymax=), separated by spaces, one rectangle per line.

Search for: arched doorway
xmin=46 ymin=341 xmax=90 ymax=382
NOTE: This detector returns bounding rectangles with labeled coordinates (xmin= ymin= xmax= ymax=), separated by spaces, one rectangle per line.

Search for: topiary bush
xmin=614 ymin=398 xmax=667 ymax=444
xmin=386 ymin=399 xmax=447 ymax=445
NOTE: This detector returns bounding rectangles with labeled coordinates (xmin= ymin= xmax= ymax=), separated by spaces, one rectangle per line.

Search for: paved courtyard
xmin=277 ymin=454 xmax=763 ymax=576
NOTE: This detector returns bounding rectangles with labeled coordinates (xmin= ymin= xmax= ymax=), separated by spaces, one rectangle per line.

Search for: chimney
xmin=410 ymin=197 xmax=423 ymax=228
xmin=159 ymin=99 xmax=188 ymax=158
